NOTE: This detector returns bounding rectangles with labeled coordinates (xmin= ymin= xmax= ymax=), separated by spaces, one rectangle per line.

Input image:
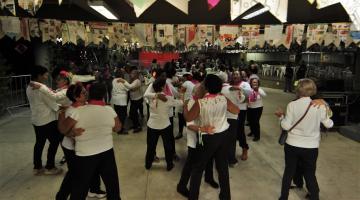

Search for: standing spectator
xmin=284 ymin=63 xmax=294 ymax=93
xmin=247 ymin=78 xmax=266 ymax=141
xmin=275 ymin=79 xmax=333 ymax=200
xmin=26 ymin=65 xmax=63 ymax=175
xmin=296 ymin=62 xmax=307 ymax=80
xmin=248 ymin=60 xmax=260 ymax=80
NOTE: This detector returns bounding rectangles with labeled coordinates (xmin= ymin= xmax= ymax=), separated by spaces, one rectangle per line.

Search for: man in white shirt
xmin=26 ymin=65 xmax=63 ymax=175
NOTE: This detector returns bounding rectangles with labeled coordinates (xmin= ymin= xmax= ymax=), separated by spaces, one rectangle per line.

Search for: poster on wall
xmin=156 ymin=24 xmax=174 ymax=46
xmin=219 ymin=25 xmax=239 ymax=48
xmin=240 ymin=25 xmax=260 ymax=48
xmin=185 ymin=25 xmax=196 ymax=46
xmin=197 ymin=25 xmax=214 ymax=46
xmin=28 ymin=18 xmax=40 ymax=37
xmin=306 ymin=24 xmax=328 ymax=48
xmin=264 ymin=25 xmax=283 ymax=46
xmin=176 ymin=24 xmax=186 ymax=44
xmin=134 ymin=23 xmax=154 ymax=47
xmin=331 ymin=23 xmax=351 ymax=46
xmin=39 ymin=19 xmax=62 ymax=43
xmin=284 ymin=24 xmax=305 ymax=48
xmin=20 ymin=18 xmax=30 ymax=41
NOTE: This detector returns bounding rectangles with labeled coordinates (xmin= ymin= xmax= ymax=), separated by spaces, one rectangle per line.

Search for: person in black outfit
xmin=284 ymin=63 xmax=294 ymax=92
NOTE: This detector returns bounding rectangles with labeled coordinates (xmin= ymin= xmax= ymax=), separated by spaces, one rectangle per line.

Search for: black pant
xmin=237 ymin=111 xmax=249 ymax=149
xmin=146 ymin=103 xmax=150 ymax=121
xmin=56 ymin=147 xmax=101 ymax=200
xmin=138 ymin=98 xmax=144 ymax=117
xmin=33 ymin=121 xmax=62 ymax=169
xmin=247 ymin=107 xmax=263 ymax=139
xmin=227 ymin=119 xmax=238 ymax=164
xmin=114 ymin=104 xmax=127 ymax=132
xmin=145 ymin=126 xmax=173 ymax=169
xmin=284 ymin=78 xmax=293 ymax=92
xmin=169 ymin=117 xmax=176 ymax=155
xmin=189 ymin=131 xmax=230 ymax=200
xmin=178 ymin=147 xmax=215 ymax=189
xmin=178 ymin=112 xmax=186 ymax=134
xmin=280 ymin=144 xmax=319 ymax=200
xmin=130 ymin=98 xmax=143 ymax=128
xmin=70 ymin=149 xmax=120 ymax=200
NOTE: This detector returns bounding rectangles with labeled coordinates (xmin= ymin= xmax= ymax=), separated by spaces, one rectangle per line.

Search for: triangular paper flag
xmin=166 ymin=0 xmax=189 ymax=14
xmin=256 ymin=0 xmax=288 ymax=22
xmin=208 ymin=0 xmax=221 ymax=10
xmin=1 ymin=0 xmax=16 ymax=16
xmin=59 ymin=0 xmax=63 ymax=5
xmin=308 ymin=0 xmax=315 ymax=4
xmin=132 ymin=0 xmax=156 ymax=17
xmin=316 ymin=0 xmax=341 ymax=9
xmin=129 ymin=0 xmax=146 ymax=8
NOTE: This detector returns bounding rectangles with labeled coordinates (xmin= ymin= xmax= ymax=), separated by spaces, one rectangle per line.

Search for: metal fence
xmin=0 ymin=75 xmax=31 ymax=116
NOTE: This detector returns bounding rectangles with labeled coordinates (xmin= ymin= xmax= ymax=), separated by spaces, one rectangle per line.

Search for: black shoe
xmin=174 ymin=133 xmax=183 ymax=140
xmin=176 ymin=185 xmax=189 ymax=198
xmin=205 ymin=179 xmax=219 ymax=189
xmin=167 ymin=163 xmax=174 ymax=171
xmin=247 ymin=132 xmax=253 ymax=137
xmin=133 ymin=127 xmax=142 ymax=133
xmin=59 ymin=157 xmax=66 ymax=165
xmin=305 ymin=193 xmax=311 ymax=199
xmin=252 ymin=137 xmax=260 ymax=142
xmin=173 ymin=154 xmax=180 ymax=162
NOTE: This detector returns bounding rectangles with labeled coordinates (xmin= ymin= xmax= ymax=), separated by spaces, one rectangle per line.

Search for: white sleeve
xmin=39 ymin=85 xmax=66 ymax=101
xmin=124 ymin=79 xmax=141 ymax=90
xmin=280 ymin=103 xmax=294 ymax=131
xmin=41 ymin=93 xmax=60 ymax=112
xmin=241 ymin=82 xmax=252 ymax=97
xmin=258 ymin=88 xmax=267 ymax=97
xmin=320 ymin=106 xmax=334 ymax=128
xmin=144 ymin=83 xmax=156 ymax=99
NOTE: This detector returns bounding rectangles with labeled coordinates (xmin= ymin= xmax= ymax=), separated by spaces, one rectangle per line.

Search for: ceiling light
xmin=242 ymin=7 xmax=270 ymax=20
xmin=88 ymin=1 xmax=118 ymax=20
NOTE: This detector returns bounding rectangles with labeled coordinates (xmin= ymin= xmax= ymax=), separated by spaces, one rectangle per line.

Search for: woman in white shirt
xmin=111 ymin=69 xmax=129 ymax=134
xmin=247 ymin=78 xmax=266 ymax=141
xmin=275 ymin=79 xmax=333 ymax=200
xmin=146 ymin=78 xmax=184 ymax=171
xmin=62 ymin=82 xmax=122 ymax=200
xmin=184 ymin=74 xmax=240 ymax=200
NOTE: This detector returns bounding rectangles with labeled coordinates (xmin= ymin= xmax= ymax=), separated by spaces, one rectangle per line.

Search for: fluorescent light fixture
xmin=88 ymin=1 xmax=118 ymax=20
xmin=242 ymin=7 xmax=270 ymax=20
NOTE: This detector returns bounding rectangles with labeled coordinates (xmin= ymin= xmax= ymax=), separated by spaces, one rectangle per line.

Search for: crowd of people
xmin=25 ymin=57 xmax=333 ymax=200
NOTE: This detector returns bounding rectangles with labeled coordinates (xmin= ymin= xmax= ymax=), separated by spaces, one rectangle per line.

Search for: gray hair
xmin=296 ymin=78 xmax=317 ymax=97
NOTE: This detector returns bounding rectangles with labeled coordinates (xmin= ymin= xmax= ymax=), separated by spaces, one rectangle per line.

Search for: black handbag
xmin=278 ymin=103 xmax=312 ymax=145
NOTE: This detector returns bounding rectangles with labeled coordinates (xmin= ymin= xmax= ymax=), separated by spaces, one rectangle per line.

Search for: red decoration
xmin=139 ymin=51 xmax=180 ymax=68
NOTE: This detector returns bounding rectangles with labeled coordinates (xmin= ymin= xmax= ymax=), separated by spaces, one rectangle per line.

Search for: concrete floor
xmin=0 ymin=88 xmax=359 ymax=200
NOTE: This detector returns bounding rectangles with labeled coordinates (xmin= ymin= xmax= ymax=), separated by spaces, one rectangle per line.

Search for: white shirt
xmin=247 ymin=88 xmax=266 ymax=108
xmin=147 ymin=95 xmax=183 ymax=130
xmin=281 ymin=97 xmax=333 ymax=148
xmin=72 ymin=105 xmax=117 ymax=156
xmin=111 ymin=79 xmax=129 ymax=106
xmin=124 ymin=79 xmax=142 ymax=101
xmin=238 ymin=81 xmax=252 ymax=110
xmin=38 ymin=86 xmax=71 ymax=106
xmin=221 ymin=84 xmax=245 ymax=119
xmin=217 ymin=71 xmax=228 ymax=83
xmin=26 ymin=82 xmax=59 ymax=126
xmin=71 ymin=74 xmax=95 ymax=84
xmin=182 ymin=81 xmax=195 ymax=101
xmin=198 ymin=94 xmax=229 ymax=133
xmin=185 ymin=99 xmax=198 ymax=148
xmin=62 ymin=106 xmax=77 ymax=150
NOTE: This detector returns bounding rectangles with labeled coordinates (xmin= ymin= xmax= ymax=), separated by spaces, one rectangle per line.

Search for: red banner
xmin=139 ymin=51 xmax=180 ymax=68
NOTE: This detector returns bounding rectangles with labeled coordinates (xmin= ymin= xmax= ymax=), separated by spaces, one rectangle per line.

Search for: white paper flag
xmin=166 ymin=0 xmax=189 ymax=14
xmin=156 ymin=24 xmax=174 ymax=46
xmin=0 ymin=0 xmax=16 ymax=16
xmin=132 ymin=0 xmax=157 ymax=17
xmin=264 ymin=25 xmax=283 ymax=45
xmin=0 ymin=16 xmax=20 ymax=39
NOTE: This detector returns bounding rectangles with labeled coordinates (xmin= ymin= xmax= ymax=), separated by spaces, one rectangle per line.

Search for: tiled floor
xmin=0 ymin=88 xmax=359 ymax=200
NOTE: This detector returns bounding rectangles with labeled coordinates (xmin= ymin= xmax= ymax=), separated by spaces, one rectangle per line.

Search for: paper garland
xmin=264 ymin=25 xmax=283 ymax=46
xmin=306 ymin=24 xmax=328 ymax=48
xmin=0 ymin=0 xmax=16 ymax=16
xmin=208 ymin=0 xmax=221 ymax=10
xmin=18 ymin=0 xmax=43 ymax=15
xmin=156 ymin=24 xmax=174 ymax=46
xmin=134 ymin=23 xmax=155 ymax=47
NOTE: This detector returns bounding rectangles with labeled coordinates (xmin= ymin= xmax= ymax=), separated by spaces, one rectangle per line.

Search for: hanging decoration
xmin=177 ymin=24 xmax=186 ymax=44
xmin=128 ymin=0 xmax=156 ymax=17
xmin=230 ymin=0 xmax=288 ymax=22
xmin=308 ymin=0 xmax=360 ymax=31
xmin=0 ymin=16 xmax=20 ymax=39
xmin=284 ymin=24 xmax=305 ymax=48
xmin=156 ymin=24 xmax=174 ymax=46
xmin=166 ymin=0 xmax=189 ymax=14
xmin=331 ymin=22 xmax=351 ymax=46
xmin=20 ymin=18 xmax=30 ymax=41
xmin=134 ymin=23 xmax=154 ymax=47
xmin=28 ymin=18 xmax=40 ymax=37
xmin=197 ymin=25 xmax=215 ymax=46
xmin=0 ymin=0 xmax=16 ymax=16
xmin=264 ymin=25 xmax=283 ymax=46
xmin=185 ymin=25 xmax=196 ymax=46
xmin=18 ymin=0 xmax=43 ymax=15
xmin=208 ymin=0 xmax=221 ymax=10
xmin=240 ymin=25 xmax=260 ymax=48
xmin=219 ymin=25 xmax=240 ymax=48
xmin=39 ymin=19 xmax=61 ymax=43
xmin=306 ymin=24 xmax=328 ymax=48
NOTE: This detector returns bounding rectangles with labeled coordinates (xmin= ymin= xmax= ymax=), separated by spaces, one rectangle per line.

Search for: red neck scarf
xmin=88 ymin=100 xmax=106 ymax=106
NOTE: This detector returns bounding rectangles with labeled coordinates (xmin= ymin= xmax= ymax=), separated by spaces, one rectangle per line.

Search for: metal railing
xmin=0 ymin=75 xmax=31 ymax=116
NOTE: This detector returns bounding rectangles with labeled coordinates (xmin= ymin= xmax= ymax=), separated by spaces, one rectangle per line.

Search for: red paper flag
xmin=208 ymin=0 xmax=220 ymax=10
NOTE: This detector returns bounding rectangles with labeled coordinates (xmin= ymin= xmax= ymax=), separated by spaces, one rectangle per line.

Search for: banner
xmin=197 ymin=25 xmax=214 ymax=46
xmin=156 ymin=24 xmax=174 ymax=46
xmin=306 ymin=24 xmax=328 ymax=48
xmin=87 ymin=22 xmax=108 ymax=45
xmin=177 ymin=24 xmax=186 ymax=44
xmin=134 ymin=23 xmax=154 ymax=47
xmin=331 ymin=23 xmax=351 ymax=46
xmin=264 ymin=25 xmax=283 ymax=46
xmin=284 ymin=24 xmax=305 ymax=48
xmin=66 ymin=21 xmax=86 ymax=45
xmin=185 ymin=25 xmax=196 ymax=46
xmin=240 ymin=25 xmax=260 ymax=48
xmin=20 ymin=18 xmax=30 ymax=41
xmin=39 ymin=19 xmax=62 ymax=43
xmin=28 ymin=18 xmax=40 ymax=37
xmin=0 ymin=16 xmax=20 ymax=39
xmin=219 ymin=25 xmax=240 ymax=48
xmin=0 ymin=0 xmax=16 ymax=15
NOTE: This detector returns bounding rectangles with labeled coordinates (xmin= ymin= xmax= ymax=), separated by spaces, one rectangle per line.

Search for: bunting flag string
xmin=0 ymin=0 xmax=16 ymax=16
xmin=18 ymin=0 xmax=43 ymax=15
xmin=166 ymin=0 xmax=189 ymax=14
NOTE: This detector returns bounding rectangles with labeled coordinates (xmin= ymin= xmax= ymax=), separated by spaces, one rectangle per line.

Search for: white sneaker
xmin=88 ymin=190 xmax=107 ymax=199
xmin=43 ymin=167 xmax=63 ymax=175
